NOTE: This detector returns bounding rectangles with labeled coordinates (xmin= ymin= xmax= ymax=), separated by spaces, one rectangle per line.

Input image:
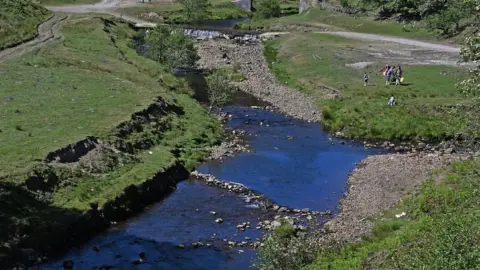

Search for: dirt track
xmin=46 ymin=0 xmax=156 ymax=27
xmin=0 ymin=14 xmax=69 ymax=63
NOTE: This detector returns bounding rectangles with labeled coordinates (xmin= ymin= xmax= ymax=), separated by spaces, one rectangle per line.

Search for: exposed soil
xmin=0 ymin=14 xmax=69 ymax=62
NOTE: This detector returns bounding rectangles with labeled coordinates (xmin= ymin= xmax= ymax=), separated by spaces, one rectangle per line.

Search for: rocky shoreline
xmin=317 ymin=152 xmax=471 ymax=245
xmin=187 ymin=171 xmax=333 ymax=249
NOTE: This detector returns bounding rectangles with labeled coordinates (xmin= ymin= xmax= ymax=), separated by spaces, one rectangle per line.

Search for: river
xmin=41 ymin=22 xmax=382 ymax=270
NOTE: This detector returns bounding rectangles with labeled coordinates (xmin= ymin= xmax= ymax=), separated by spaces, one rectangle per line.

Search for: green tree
xmin=174 ymin=0 xmax=212 ymax=22
xmin=426 ymin=6 xmax=462 ymax=35
xmin=206 ymin=70 xmax=236 ymax=113
xmin=256 ymin=0 xmax=281 ymax=18
xmin=145 ymin=26 xmax=199 ymax=69
xmin=457 ymin=34 xmax=480 ymax=97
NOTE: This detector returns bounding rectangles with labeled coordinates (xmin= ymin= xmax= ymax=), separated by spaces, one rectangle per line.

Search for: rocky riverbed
xmin=196 ymin=39 xmax=321 ymax=122
xmin=318 ymin=151 xmax=471 ymax=245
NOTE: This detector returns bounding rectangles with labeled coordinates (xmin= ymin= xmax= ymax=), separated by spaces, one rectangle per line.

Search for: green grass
xmin=0 ymin=0 xmax=52 ymax=49
xmin=304 ymin=159 xmax=480 ymax=270
xmin=38 ymin=0 xmax=100 ymax=5
xmin=117 ymin=0 xmax=249 ymax=24
xmin=0 ymin=15 xmax=223 ymax=264
xmin=263 ymin=32 xmax=477 ymax=140
xmin=237 ymin=8 xmax=440 ymax=40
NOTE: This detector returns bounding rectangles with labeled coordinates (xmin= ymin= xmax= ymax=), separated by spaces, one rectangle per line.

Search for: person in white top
xmin=388 ymin=95 xmax=395 ymax=106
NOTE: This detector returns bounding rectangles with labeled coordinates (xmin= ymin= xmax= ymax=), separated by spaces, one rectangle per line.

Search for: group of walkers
xmin=361 ymin=64 xmax=404 ymax=106
xmin=362 ymin=64 xmax=405 ymax=87
xmin=383 ymin=64 xmax=403 ymax=85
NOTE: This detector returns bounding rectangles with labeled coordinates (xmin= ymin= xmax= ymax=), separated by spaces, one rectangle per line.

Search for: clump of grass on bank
xmin=0 ymin=0 xmax=52 ymax=49
xmin=117 ymin=0 xmax=249 ymax=24
xmin=0 ymin=15 xmax=223 ymax=265
xmin=262 ymin=32 xmax=477 ymax=140
xmin=303 ymin=159 xmax=480 ymax=270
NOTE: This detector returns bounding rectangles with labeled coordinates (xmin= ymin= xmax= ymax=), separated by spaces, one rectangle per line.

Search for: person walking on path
xmin=363 ymin=72 xmax=369 ymax=86
xmin=388 ymin=95 xmax=395 ymax=106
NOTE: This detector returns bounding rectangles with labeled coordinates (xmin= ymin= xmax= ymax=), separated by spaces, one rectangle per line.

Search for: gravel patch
xmin=196 ymin=39 xmax=321 ymax=122
xmin=321 ymin=152 xmax=469 ymax=244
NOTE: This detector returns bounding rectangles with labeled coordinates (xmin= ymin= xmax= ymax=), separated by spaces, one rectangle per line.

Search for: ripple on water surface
xmin=42 ymin=106 xmax=381 ymax=269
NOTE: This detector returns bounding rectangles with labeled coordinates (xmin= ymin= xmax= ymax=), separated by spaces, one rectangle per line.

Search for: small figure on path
xmin=388 ymin=95 xmax=395 ymax=106
xmin=363 ymin=72 xmax=369 ymax=86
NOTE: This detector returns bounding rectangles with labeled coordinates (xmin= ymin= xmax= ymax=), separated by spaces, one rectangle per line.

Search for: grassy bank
xmin=117 ymin=0 xmax=249 ymax=24
xmin=304 ymin=159 xmax=480 ymax=269
xmin=263 ymin=32 xmax=478 ymax=140
xmin=0 ymin=14 xmax=222 ymax=266
xmin=0 ymin=0 xmax=52 ymax=49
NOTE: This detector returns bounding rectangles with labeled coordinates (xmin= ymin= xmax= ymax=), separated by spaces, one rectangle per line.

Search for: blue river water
xmin=42 ymin=106 xmax=381 ymax=269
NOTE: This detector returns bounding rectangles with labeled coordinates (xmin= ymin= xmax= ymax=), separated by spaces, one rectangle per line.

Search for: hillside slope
xmin=0 ymin=0 xmax=52 ymax=49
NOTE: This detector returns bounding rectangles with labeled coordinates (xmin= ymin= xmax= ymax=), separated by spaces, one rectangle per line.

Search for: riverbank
xmin=197 ymin=38 xmax=321 ymax=122
xmin=303 ymin=156 xmax=480 ymax=269
xmin=0 ymin=16 xmax=226 ymax=268
xmin=262 ymin=32 xmax=479 ymax=144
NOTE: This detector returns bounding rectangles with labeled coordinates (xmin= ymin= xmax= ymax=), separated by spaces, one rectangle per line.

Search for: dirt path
xmin=326 ymin=31 xmax=460 ymax=53
xmin=46 ymin=0 xmax=157 ymax=27
xmin=0 ymin=14 xmax=69 ymax=63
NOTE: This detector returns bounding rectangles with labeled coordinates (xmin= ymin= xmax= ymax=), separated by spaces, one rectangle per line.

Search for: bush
xmin=174 ymin=0 xmax=212 ymax=22
xmin=256 ymin=225 xmax=318 ymax=270
xmin=426 ymin=7 xmax=462 ymax=35
xmin=274 ymin=224 xmax=297 ymax=239
xmin=145 ymin=25 xmax=199 ymax=70
xmin=206 ymin=70 xmax=236 ymax=113
xmin=256 ymin=0 xmax=281 ymax=19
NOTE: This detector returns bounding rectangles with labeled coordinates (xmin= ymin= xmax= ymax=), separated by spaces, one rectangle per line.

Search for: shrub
xmin=206 ymin=70 xmax=236 ymax=113
xmin=174 ymin=0 xmax=212 ymax=22
xmin=256 ymin=227 xmax=318 ymax=270
xmin=145 ymin=25 xmax=199 ymax=70
xmin=256 ymin=0 xmax=281 ymax=19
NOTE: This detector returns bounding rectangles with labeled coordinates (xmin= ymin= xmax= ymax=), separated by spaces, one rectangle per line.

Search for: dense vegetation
xmin=0 ymin=0 xmax=52 ymax=49
xmin=145 ymin=25 xmax=199 ymax=69
xmin=255 ymin=0 xmax=281 ymax=18
xmin=339 ymin=0 xmax=479 ymax=36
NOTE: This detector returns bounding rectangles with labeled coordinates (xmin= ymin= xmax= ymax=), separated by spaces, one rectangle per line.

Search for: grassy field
xmin=237 ymin=8 xmax=439 ymax=40
xmin=38 ymin=0 xmax=99 ymax=5
xmin=263 ymin=32 xmax=477 ymax=140
xmin=304 ymin=159 xmax=480 ymax=269
xmin=117 ymin=0 xmax=249 ymax=24
xmin=0 ymin=0 xmax=52 ymax=49
xmin=0 ymin=14 xmax=223 ymax=264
